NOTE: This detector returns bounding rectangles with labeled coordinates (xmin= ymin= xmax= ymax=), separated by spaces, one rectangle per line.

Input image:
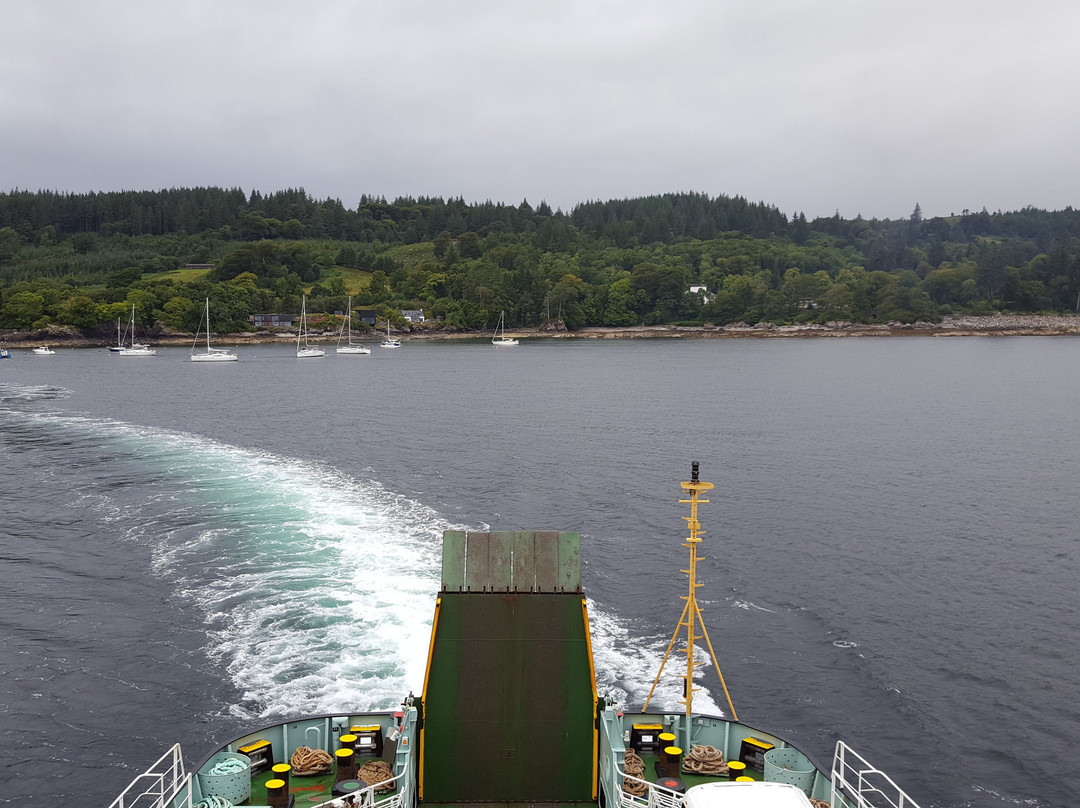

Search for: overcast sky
xmin=3 ymin=0 xmax=1079 ymax=221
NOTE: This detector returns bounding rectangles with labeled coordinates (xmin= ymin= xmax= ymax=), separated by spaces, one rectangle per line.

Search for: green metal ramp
xmin=420 ymin=531 xmax=598 ymax=805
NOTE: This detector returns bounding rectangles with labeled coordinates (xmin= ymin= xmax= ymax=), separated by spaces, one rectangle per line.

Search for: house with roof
xmin=688 ymin=285 xmax=714 ymax=302
xmin=401 ymin=309 xmax=425 ymax=323
xmin=249 ymin=313 xmax=296 ymax=329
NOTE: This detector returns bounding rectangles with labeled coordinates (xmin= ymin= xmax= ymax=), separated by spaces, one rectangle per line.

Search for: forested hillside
xmin=3 ymin=187 xmax=1080 ymax=335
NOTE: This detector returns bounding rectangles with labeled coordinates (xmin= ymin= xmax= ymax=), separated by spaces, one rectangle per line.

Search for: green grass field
xmin=143 ymin=267 xmax=213 ymax=282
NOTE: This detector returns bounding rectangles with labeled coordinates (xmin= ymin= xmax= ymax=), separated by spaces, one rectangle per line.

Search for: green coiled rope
xmin=194 ymin=796 xmax=233 ymax=808
xmin=208 ymin=758 xmax=249 ymax=776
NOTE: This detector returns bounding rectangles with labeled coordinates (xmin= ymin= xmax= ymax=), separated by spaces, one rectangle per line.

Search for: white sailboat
xmin=296 ymin=295 xmax=325 ymax=358
xmin=108 ymin=317 xmax=124 ymax=352
xmin=118 ymin=305 xmax=156 ymax=356
xmin=336 ymin=297 xmax=370 ymax=355
xmin=379 ymin=317 xmax=401 ymax=348
xmin=191 ymin=299 xmax=238 ymax=362
xmin=491 ymin=310 xmax=519 ymax=346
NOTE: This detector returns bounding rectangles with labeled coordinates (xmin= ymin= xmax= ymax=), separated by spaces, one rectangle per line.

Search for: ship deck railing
xmin=107 ymin=743 xmax=191 ymax=808
xmin=308 ymin=769 xmax=409 ymax=808
xmin=831 ymin=741 xmax=922 ymax=808
xmin=615 ymin=767 xmax=691 ymax=808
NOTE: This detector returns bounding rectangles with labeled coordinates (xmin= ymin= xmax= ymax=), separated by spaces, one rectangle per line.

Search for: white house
xmin=401 ymin=309 xmax=425 ymax=323
xmin=688 ymin=285 xmax=713 ymax=302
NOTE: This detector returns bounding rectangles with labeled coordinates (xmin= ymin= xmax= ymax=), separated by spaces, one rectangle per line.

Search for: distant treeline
xmin=3 ymin=187 xmax=1080 ymax=334
xmin=0 ymin=187 xmax=798 ymax=245
xmin=4 ymin=186 xmax=1080 ymax=249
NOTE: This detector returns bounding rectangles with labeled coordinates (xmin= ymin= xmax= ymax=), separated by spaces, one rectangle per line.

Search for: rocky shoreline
xmin=4 ymin=314 xmax=1080 ymax=349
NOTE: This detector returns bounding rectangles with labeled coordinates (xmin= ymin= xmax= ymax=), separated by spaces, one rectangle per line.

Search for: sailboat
xmin=296 ymin=295 xmax=325 ymax=358
xmin=379 ymin=316 xmax=401 ymax=348
xmin=336 ymin=296 xmax=370 ymax=355
xmin=108 ymin=317 xmax=125 ymax=352
xmin=492 ymin=310 xmax=519 ymax=346
xmin=118 ymin=304 xmax=156 ymax=356
xmin=191 ymin=299 xmax=238 ymax=362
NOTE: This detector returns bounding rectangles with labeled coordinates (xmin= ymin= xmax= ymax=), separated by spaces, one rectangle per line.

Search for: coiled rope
xmin=207 ymin=758 xmax=249 ymax=776
xmin=681 ymin=744 xmax=728 ymax=776
xmin=622 ymin=749 xmax=647 ymax=796
xmin=290 ymin=746 xmax=334 ymax=775
xmin=194 ymin=797 xmax=233 ymax=808
xmin=357 ymin=760 xmax=395 ymax=792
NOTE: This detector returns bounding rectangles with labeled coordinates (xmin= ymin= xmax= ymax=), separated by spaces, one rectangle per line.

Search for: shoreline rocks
xmin=3 ymin=313 xmax=1080 ymax=349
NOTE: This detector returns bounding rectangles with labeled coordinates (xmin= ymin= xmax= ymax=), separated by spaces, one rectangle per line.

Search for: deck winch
xmin=629 ymin=723 xmax=664 ymax=753
xmin=348 ymin=725 xmax=383 ymax=757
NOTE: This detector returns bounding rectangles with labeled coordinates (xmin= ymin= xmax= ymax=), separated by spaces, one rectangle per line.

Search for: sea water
xmin=1 ymin=336 xmax=1078 ymax=807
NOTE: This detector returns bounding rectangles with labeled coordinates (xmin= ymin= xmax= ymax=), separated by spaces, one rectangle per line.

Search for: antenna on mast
xmin=642 ymin=462 xmax=738 ymax=721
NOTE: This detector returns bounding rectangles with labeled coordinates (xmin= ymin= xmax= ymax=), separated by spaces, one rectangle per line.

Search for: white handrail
xmin=614 ymin=764 xmax=686 ymax=808
xmin=831 ymin=741 xmax=922 ymax=808
xmin=310 ymin=768 xmax=410 ymax=808
xmin=108 ymin=744 xmax=191 ymax=808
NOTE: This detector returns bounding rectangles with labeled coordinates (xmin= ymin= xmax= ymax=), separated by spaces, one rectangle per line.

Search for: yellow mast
xmin=642 ymin=461 xmax=738 ymax=721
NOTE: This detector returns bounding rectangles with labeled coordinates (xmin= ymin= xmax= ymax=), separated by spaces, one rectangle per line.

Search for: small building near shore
xmin=688 ymin=285 xmax=713 ymax=302
xmin=249 ymin=313 xmax=296 ymax=329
